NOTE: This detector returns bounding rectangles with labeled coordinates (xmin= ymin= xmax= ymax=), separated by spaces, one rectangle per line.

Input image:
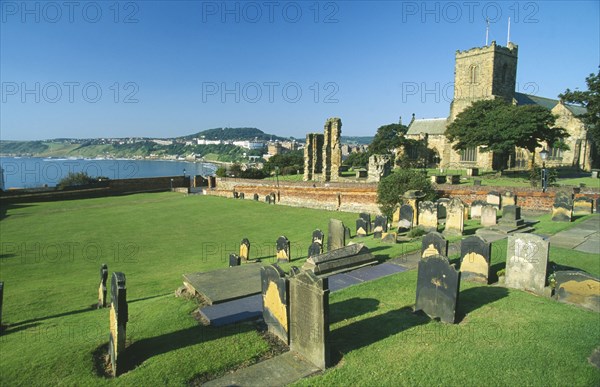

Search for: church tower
xmin=449 ymin=41 xmax=518 ymax=121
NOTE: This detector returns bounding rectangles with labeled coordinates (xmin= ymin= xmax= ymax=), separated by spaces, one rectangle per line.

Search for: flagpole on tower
xmin=507 ymin=17 xmax=511 ymax=45
xmin=485 ymin=17 xmax=490 ymax=46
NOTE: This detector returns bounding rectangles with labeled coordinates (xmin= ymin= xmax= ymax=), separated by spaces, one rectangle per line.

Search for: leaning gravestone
xmin=421 ymin=232 xmax=448 ymax=259
xmin=505 ymin=233 xmax=549 ymax=296
xmin=276 ymin=236 xmax=291 ymax=261
xmin=373 ymin=215 xmax=388 ymax=238
xmin=573 ymin=197 xmax=593 ymax=215
xmin=109 ymin=272 xmax=128 ymax=376
xmin=480 ymin=205 xmax=497 ymax=227
xmin=289 ymin=270 xmax=330 ymax=370
xmin=239 ymin=238 xmax=251 ymax=261
xmin=229 ymin=253 xmax=241 ymax=267
xmin=415 ymin=254 xmax=460 ymax=324
xmin=98 ymin=264 xmax=108 ymax=308
xmin=418 ymin=201 xmax=438 ymax=232
xmin=356 ymin=218 xmax=368 ymax=238
xmin=308 ymin=242 xmax=322 ymax=258
xmin=460 ymin=236 xmax=491 ymax=284
xmin=443 ymin=198 xmax=465 ymax=236
xmin=398 ymin=204 xmax=414 ymax=233
xmin=327 ymin=219 xmax=346 ymax=252
xmin=261 ymin=264 xmax=290 ymax=343
xmin=552 ymin=192 xmax=573 ymax=222
xmin=503 ymin=191 xmax=517 ymax=207
xmin=469 ymin=200 xmax=486 ymax=219
xmin=487 ymin=191 xmax=501 ymax=209
xmin=359 ymin=213 xmax=372 ymax=234
xmin=554 ymin=271 xmax=600 ymax=312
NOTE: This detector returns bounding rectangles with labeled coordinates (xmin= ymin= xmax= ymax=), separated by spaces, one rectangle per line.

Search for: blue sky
xmin=1 ymin=0 xmax=598 ymax=140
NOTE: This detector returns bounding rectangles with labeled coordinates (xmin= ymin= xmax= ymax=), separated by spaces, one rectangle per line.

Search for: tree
xmin=376 ymin=169 xmax=436 ymax=218
xmin=368 ymin=123 xmax=408 ymax=156
xmin=263 ymin=150 xmax=303 ymax=175
xmin=559 ymin=68 xmax=600 ymax=164
xmin=58 ymin=172 xmax=97 ymax=188
xmin=445 ymin=99 xmax=568 ymax=170
xmin=343 ymin=151 xmax=370 ymax=168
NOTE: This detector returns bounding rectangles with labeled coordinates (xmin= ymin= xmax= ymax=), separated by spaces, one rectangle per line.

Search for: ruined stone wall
xmin=322 ymin=117 xmax=342 ymax=182
xmin=303 ymin=133 xmax=324 ymax=181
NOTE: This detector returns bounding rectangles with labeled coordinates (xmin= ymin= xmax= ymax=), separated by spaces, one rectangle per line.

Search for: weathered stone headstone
xmin=289 ymin=270 xmax=330 ymax=370
xmin=443 ymin=198 xmax=464 ymax=236
xmin=229 ymin=253 xmax=241 ymax=267
xmin=265 ymin=195 xmax=272 ymax=204
xmin=308 ymin=242 xmax=322 ymax=258
xmin=505 ymin=233 xmax=549 ymax=295
xmin=261 ymin=264 xmax=290 ymax=343
xmin=480 ymin=205 xmax=497 ymax=227
xmin=436 ymin=198 xmax=449 ymax=219
xmin=573 ymin=197 xmax=593 ymax=215
xmin=596 ymin=198 xmax=600 ymax=214
xmin=392 ymin=205 xmax=401 ymax=223
xmin=373 ymin=215 xmax=388 ymax=238
xmin=554 ymin=271 xmax=600 ymax=312
xmin=276 ymin=236 xmax=291 ymax=261
xmin=398 ymin=204 xmax=414 ymax=232
xmin=499 ymin=205 xmax=524 ymax=227
xmin=460 ymin=236 xmax=491 ymax=284
xmin=233 ymin=191 xmax=239 ymax=199
xmin=487 ymin=191 xmax=501 ymax=209
xmin=415 ymin=255 xmax=460 ymax=324
xmin=270 ymin=192 xmax=277 ymax=204
xmin=98 ymin=263 xmax=108 ymax=308
xmin=469 ymin=200 xmax=486 ymax=219
xmin=418 ymin=201 xmax=438 ymax=232
xmin=312 ymin=229 xmax=324 ymax=246
xmin=239 ymin=238 xmax=251 ymax=261
xmin=502 ymin=191 xmax=517 ymax=207
xmin=239 ymin=192 xmax=245 ymax=200
xmin=359 ymin=213 xmax=371 ymax=234
xmin=381 ymin=232 xmax=397 ymax=244
xmin=303 ymin=243 xmax=377 ymax=275
xmin=552 ymin=192 xmax=572 ymax=222
xmin=327 ymin=219 xmax=345 ymax=252
xmin=253 ymin=193 xmax=259 ymax=201
xmin=356 ymin=218 xmax=368 ymax=237
xmin=404 ymin=190 xmax=425 ymax=225
xmin=109 ymin=272 xmax=128 ymax=376
xmin=421 ymin=232 xmax=448 ymax=259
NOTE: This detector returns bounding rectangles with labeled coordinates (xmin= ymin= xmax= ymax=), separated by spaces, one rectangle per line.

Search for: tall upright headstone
xmin=109 ymin=272 xmax=128 ymax=376
xmin=98 ymin=264 xmax=108 ymax=308
xmin=480 ymin=205 xmax=497 ymax=227
xmin=502 ymin=191 xmax=517 ymax=207
xmin=436 ymin=198 xmax=449 ymax=219
xmin=373 ymin=215 xmax=388 ymax=239
xmin=499 ymin=205 xmax=524 ymax=227
xmin=487 ymin=191 xmax=501 ymax=209
xmin=421 ymin=232 xmax=448 ymax=259
xmin=276 ymin=236 xmax=291 ymax=261
xmin=418 ymin=201 xmax=438 ymax=232
xmin=505 ymin=233 xmax=549 ymax=295
xmin=469 ymin=200 xmax=486 ymax=219
xmin=398 ymin=204 xmax=414 ymax=232
xmin=460 ymin=236 xmax=491 ymax=284
xmin=327 ymin=219 xmax=346 ymax=252
xmin=229 ymin=253 xmax=241 ymax=267
xmin=289 ymin=270 xmax=330 ymax=369
xmin=359 ymin=213 xmax=372 ymax=234
xmin=415 ymin=255 xmax=460 ymax=324
xmin=403 ymin=190 xmax=426 ymax=225
xmin=261 ymin=264 xmax=290 ymax=343
xmin=239 ymin=238 xmax=251 ymax=261
xmin=552 ymin=192 xmax=573 ymax=222
xmin=573 ymin=197 xmax=593 ymax=215
xmin=443 ymin=198 xmax=465 ymax=236
xmin=356 ymin=218 xmax=368 ymax=237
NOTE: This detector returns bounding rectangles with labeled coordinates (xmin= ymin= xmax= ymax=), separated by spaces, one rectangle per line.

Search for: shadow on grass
xmin=10 ymin=306 xmax=96 ymax=327
xmin=0 ymin=322 xmax=42 ymax=337
xmin=120 ymin=323 xmax=255 ymax=373
xmin=129 ymin=293 xmax=171 ymax=304
xmin=489 ymin=262 xmax=506 ymax=284
xmin=330 ymin=297 xmax=380 ymax=324
xmin=329 ymin=306 xmax=429 ymax=364
xmin=0 ymin=203 xmax=38 ymax=221
xmin=0 ymin=254 xmax=16 ymax=259
xmin=456 ymin=286 xmax=509 ymax=323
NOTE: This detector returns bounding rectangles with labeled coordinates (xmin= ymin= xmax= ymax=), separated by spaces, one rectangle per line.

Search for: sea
xmin=0 ymin=157 xmax=217 ymax=189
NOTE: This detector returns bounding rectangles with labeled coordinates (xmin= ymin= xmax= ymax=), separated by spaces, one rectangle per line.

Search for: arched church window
xmin=469 ymin=65 xmax=479 ymax=84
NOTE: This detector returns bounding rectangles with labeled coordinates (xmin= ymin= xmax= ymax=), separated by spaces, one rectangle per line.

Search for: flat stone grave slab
xmin=575 ymin=234 xmax=600 ymax=254
xmin=203 ymin=351 xmax=321 ymax=387
xmin=327 ymin=274 xmax=363 ymax=292
xmin=199 ymin=294 xmax=262 ymax=327
xmin=183 ymin=264 xmax=263 ymax=305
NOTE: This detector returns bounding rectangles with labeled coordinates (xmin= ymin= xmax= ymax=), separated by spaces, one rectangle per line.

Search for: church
xmin=404 ymin=41 xmax=593 ymax=171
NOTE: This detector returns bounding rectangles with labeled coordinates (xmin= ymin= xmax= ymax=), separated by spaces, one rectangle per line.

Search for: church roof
xmin=514 ymin=92 xmax=587 ymax=116
xmin=406 ymin=118 xmax=447 ymax=136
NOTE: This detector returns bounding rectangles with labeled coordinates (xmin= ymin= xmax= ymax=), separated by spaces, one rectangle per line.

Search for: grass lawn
xmin=0 ymin=194 xmax=598 ymax=386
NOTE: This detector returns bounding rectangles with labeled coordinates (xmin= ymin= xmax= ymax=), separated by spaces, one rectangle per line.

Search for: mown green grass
xmin=0 ymin=194 xmax=598 ymax=386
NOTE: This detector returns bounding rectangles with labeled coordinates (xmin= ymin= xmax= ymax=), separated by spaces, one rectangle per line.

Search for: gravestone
xmin=109 ymin=272 xmax=128 ymax=376
xmin=503 ymin=191 xmax=517 ymax=207
xmin=554 ymin=271 xmax=600 ymax=312
xmin=229 ymin=253 xmax=241 ymax=267
xmin=415 ymin=255 xmax=460 ymax=324
xmin=356 ymin=218 xmax=368 ymax=237
xmin=573 ymin=197 xmax=593 ymax=215
xmin=359 ymin=213 xmax=372 ymax=234
xmin=344 ymin=226 xmax=351 ymax=241
xmin=487 ymin=191 xmax=501 ymax=209
xmin=373 ymin=215 xmax=388 ymax=238
xmin=436 ymin=198 xmax=449 ymax=219
xmin=265 ymin=195 xmax=272 ymax=204
xmin=327 ymin=219 xmax=345 ymax=252
xmin=392 ymin=205 xmax=401 ymax=223
xmin=398 ymin=204 xmax=414 ymax=232
xmin=276 ymin=236 xmax=291 ymax=261
xmin=499 ymin=205 xmax=524 ymax=227
xmin=381 ymin=232 xmax=397 ymax=244
xmin=302 ymin=243 xmax=377 ymax=275
xmin=253 ymin=193 xmax=259 ymax=201
xmin=505 ymin=233 xmax=549 ymax=296
xmin=308 ymin=242 xmax=322 ymax=258
xmin=261 ymin=264 xmax=290 ymax=343
xmin=289 ymin=270 xmax=330 ymax=370
xmin=239 ymin=192 xmax=245 ymax=200
xmin=239 ymin=238 xmax=251 ymax=261
xmin=421 ymin=232 xmax=448 ymax=259
xmin=269 ymin=192 xmax=277 ymax=204
xmin=98 ymin=264 xmax=108 ymax=308
xmin=418 ymin=201 xmax=438 ymax=232
xmin=552 ymin=192 xmax=573 ymax=222
xmin=460 ymin=236 xmax=491 ymax=284
xmin=312 ymin=229 xmax=325 ymax=246
xmin=443 ymin=198 xmax=464 ymax=236
xmin=469 ymin=200 xmax=486 ymax=218
xmin=404 ymin=190 xmax=425 ymax=225
xmin=480 ymin=205 xmax=497 ymax=227
xmin=233 ymin=191 xmax=239 ymax=199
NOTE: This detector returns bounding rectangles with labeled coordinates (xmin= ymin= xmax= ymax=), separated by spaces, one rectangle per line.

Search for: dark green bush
xmin=377 ymin=169 xmax=436 ymax=218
